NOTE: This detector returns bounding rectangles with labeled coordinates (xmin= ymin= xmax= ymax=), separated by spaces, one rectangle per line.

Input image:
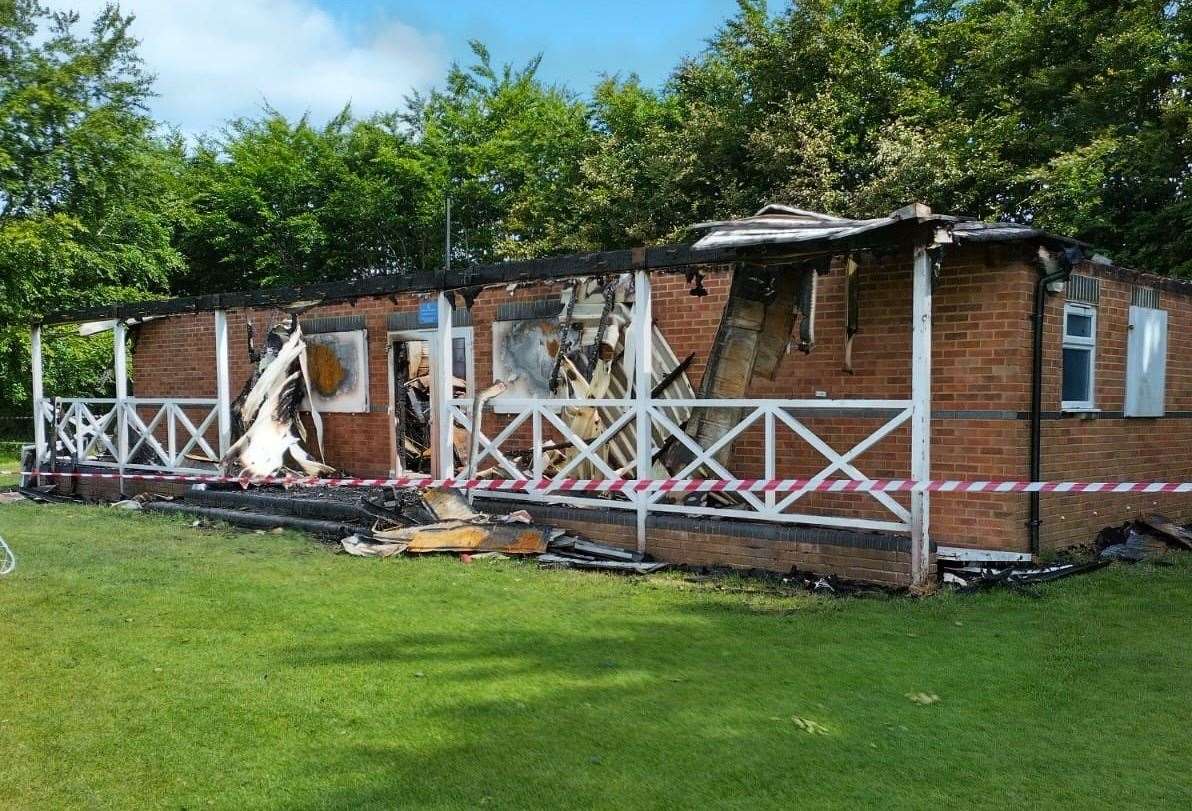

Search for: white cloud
xmin=59 ymin=1 xmax=447 ymax=134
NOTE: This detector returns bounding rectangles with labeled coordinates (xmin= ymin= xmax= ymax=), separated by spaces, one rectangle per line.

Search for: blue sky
xmin=59 ymin=0 xmax=741 ymax=134
xmin=325 ymin=1 xmax=738 ymax=89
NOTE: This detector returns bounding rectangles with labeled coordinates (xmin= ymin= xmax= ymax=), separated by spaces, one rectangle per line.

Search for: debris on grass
xmin=790 ymin=716 xmax=830 ymax=734
xmin=940 ymin=515 xmax=1191 ymax=592
xmin=537 ymin=553 xmax=667 ymax=574
xmin=340 ymin=486 xmax=667 ymax=573
xmin=1089 ymin=514 xmax=1192 ymax=566
xmin=905 ymin=692 xmax=940 ymax=706
xmin=1137 ymin=514 xmax=1192 ymax=550
xmin=1098 ymin=525 xmax=1168 ymax=563
xmin=17 ymin=485 xmax=81 ymax=504
xmin=943 ymin=560 xmax=1110 ymax=592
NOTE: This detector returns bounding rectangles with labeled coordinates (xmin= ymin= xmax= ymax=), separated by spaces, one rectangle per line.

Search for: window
xmin=1124 ymin=305 xmax=1167 ymax=417
xmin=1062 ymin=302 xmax=1096 ymax=411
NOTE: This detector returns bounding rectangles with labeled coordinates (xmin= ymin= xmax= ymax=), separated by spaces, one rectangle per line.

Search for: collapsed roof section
xmin=38 ymin=203 xmax=1083 ymax=326
xmin=690 ymin=203 xmax=1086 ymax=251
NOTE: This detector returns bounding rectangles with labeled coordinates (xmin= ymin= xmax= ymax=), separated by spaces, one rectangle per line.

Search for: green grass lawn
xmin=1 ymin=502 xmax=1190 ymax=809
xmin=0 ymin=448 xmax=20 ymax=488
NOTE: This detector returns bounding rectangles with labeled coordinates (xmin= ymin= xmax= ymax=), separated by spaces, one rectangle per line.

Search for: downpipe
xmin=1029 ymin=246 xmax=1083 ymax=556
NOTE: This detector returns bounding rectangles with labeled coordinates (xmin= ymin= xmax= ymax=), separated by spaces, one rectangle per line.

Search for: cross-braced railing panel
xmin=452 ymin=396 xmax=914 ymax=533
xmin=450 ymin=399 xmax=640 ymax=485
xmin=127 ymin=399 xmax=220 ymax=471
xmin=43 ymin=398 xmax=120 ymax=463
xmin=449 ymin=404 xmax=532 ymax=480
xmin=36 ymin=397 xmax=221 ymax=474
xmin=768 ymin=406 xmax=912 ymax=522
xmin=646 ymin=400 xmax=912 ymax=531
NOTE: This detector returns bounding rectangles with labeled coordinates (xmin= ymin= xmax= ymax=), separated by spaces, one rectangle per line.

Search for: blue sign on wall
xmin=418 ymin=300 xmax=437 ymax=326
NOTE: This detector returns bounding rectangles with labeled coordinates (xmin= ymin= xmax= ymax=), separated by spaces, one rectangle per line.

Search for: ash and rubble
xmin=340 ymin=485 xmax=667 ymax=573
xmin=120 ymin=480 xmax=668 ymax=573
xmin=939 ymin=513 xmax=1192 ymax=592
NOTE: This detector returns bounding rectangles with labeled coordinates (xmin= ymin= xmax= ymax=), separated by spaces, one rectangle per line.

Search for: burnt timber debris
xmin=941 ymin=514 xmax=1192 ymax=591
xmin=137 ymin=482 xmax=668 ymax=572
xmin=221 ymin=320 xmax=333 ymax=480
xmin=941 ymin=559 xmax=1111 ymax=592
xmin=1096 ymin=514 xmax=1192 ymax=561
xmin=342 ymin=485 xmax=665 ymax=570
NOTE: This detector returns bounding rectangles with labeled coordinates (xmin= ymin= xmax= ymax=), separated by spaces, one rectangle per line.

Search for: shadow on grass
xmin=270 ymin=562 xmax=1192 ymax=809
xmin=273 ymin=588 xmax=1030 ymax=810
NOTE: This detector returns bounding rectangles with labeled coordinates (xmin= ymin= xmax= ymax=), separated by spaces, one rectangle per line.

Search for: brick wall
xmin=476 ymin=499 xmax=917 ymax=586
xmin=734 ymin=245 xmax=1037 ymax=544
xmin=1037 ymin=264 xmax=1192 ymax=550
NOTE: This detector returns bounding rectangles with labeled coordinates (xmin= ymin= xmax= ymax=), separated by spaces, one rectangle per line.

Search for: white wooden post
xmin=72 ymin=404 xmax=83 ymax=464
xmin=764 ymin=406 xmax=776 ymax=513
xmin=633 ymin=270 xmax=653 ymax=554
xmin=31 ymin=323 xmax=46 ymax=474
xmin=214 ymin=310 xmax=231 ymax=458
xmin=431 ymin=292 xmax=455 ymax=479
xmin=113 ymin=320 xmax=129 ymax=489
xmin=532 ymin=406 xmax=543 ymax=478
xmin=910 ymin=245 xmax=934 ymax=587
xmin=166 ymin=404 xmax=177 ymax=468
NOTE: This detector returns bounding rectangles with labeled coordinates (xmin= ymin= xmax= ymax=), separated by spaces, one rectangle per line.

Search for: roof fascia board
xmin=33 ymin=221 xmax=949 ymax=326
xmin=39 ymin=244 xmax=738 ymax=325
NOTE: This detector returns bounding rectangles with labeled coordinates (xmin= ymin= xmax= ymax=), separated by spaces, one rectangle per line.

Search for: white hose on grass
xmin=0 ymin=535 xmax=14 ymax=575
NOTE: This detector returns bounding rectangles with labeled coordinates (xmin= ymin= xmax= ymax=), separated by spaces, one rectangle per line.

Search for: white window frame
xmin=1061 ymin=302 xmax=1097 ymax=412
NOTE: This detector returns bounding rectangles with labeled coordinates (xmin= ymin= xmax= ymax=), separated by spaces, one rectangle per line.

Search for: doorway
xmin=388 ymin=328 xmax=473 ymax=475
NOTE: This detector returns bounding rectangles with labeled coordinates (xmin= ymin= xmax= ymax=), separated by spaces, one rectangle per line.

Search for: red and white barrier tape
xmin=22 ymin=470 xmax=1192 ymax=494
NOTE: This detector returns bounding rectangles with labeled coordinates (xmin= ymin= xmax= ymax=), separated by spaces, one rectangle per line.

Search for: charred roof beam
xmin=37 ymin=219 xmax=987 ymax=326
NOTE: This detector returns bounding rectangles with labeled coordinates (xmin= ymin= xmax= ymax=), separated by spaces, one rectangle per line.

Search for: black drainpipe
xmin=1029 ymin=246 xmax=1081 ymax=556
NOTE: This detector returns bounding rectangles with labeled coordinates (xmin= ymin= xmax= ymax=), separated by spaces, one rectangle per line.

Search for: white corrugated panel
xmin=1124 ymin=305 xmax=1167 ymax=417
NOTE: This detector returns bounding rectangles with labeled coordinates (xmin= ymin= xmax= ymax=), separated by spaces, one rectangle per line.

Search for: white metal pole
xmin=114 ymin=320 xmax=129 ymax=489
xmin=214 ymin=310 xmax=232 ymax=459
xmin=31 ymin=324 xmax=46 ymax=475
xmin=910 ymin=245 xmax=934 ymax=588
xmin=633 ymin=270 xmax=654 ymax=554
xmin=432 ymin=292 xmax=455 ymax=479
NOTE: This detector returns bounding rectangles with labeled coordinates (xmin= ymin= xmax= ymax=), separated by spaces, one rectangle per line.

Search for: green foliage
xmin=174 ymin=109 xmax=443 ymax=292
xmin=0 ymin=1 xmax=183 ymax=418
xmin=170 ymin=2 xmax=1190 ymax=276
xmin=574 ymin=0 xmax=1192 ymax=276
xmin=406 ymin=41 xmax=593 ymax=262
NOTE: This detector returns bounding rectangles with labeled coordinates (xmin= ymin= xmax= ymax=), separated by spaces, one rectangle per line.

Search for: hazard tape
xmin=21 ymin=470 xmax=1192 ymax=494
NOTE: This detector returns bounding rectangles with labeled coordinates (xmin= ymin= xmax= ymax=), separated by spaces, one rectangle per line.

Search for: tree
xmin=578 ymin=0 xmax=1192 ymax=276
xmin=0 ymin=1 xmax=185 ymax=420
xmin=406 ymin=41 xmax=594 ymax=263
xmin=174 ymin=109 xmax=443 ymax=294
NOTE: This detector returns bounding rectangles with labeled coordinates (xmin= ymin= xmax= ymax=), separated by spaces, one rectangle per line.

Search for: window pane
xmin=1063 ymin=347 xmax=1092 ymax=403
xmin=1066 ymin=311 xmax=1093 ymax=338
xmin=452 ymin=337 xmax=467 ymax=379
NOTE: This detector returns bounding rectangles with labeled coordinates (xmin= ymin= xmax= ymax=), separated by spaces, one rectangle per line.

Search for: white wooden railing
xmin=450 ymin=396 xmax=913 ymax=533
xmin=37 ymin=397 xmax=223 ymax=474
